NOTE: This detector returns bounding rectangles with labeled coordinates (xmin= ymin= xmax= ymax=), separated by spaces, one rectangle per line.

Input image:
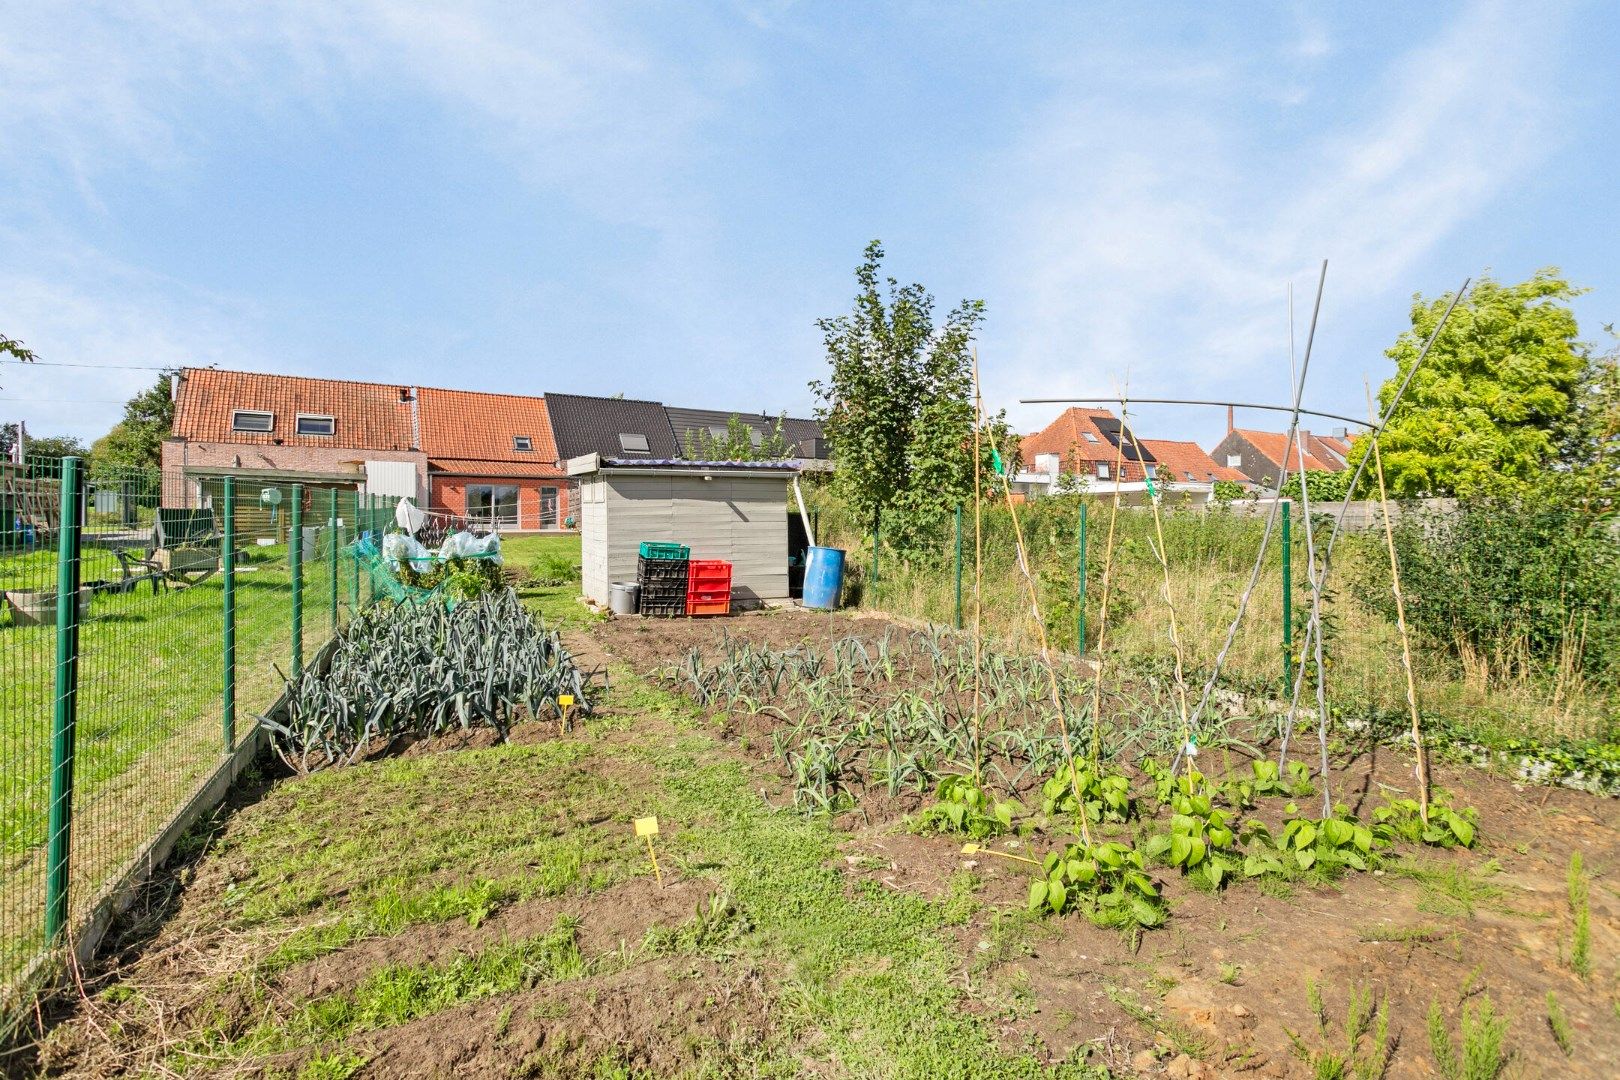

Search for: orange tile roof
xmin=172 ymin=368 xmax=416 ymax=449
xmin=1231 ymin=428 xmax=1344 ymax=472
xmin=1139 ymin=439 xmax=1248 ymax=484
xmin=1020 ymin=407 xmax=1151 ymax=481
xmin=416 ymin=388 xmax=563 ymax=475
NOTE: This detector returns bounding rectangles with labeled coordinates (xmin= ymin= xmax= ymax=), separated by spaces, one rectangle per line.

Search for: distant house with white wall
xmin=1014 ymin=407 xmax=1246 ymax=504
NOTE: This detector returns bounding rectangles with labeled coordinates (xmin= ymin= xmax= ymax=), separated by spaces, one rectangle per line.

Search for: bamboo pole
xmin=979 ymin=350 xmax=1093 ymax=846
xmin=1086 ymin=394 xmax=1131 ymax=766
xmin=1366 ymin=382 xmax=1428 ymax=823
xmin=1120 ymin=417 xmax=1192 ymax=738
xmin=970 ymin=355 xmax=985 ymax=788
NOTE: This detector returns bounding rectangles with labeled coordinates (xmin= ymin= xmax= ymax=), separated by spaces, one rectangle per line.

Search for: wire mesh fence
xmin=1 ymin=457 xmax=400 ymax=1025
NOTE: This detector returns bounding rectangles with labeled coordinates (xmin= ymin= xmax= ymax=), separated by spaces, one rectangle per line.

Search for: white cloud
xmin=981 ymin=0 xmax=1566 ymax=432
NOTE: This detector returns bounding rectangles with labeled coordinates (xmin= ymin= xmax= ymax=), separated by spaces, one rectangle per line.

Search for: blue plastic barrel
xmin=802 ymin=546 xmax=846 ymax=609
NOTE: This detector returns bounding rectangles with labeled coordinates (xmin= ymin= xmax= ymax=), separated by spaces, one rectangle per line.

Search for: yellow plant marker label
xmin=634 ymin=816 xmax=659 ymax=837
xmin=961 ymin=843 xmax=981 ymax=854
xmin=558 ymin=694 xmax=575 ymax=708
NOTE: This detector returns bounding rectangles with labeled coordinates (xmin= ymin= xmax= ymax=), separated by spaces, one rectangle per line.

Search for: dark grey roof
xmin=545 ymin=392 xmax=680 ymax=460
xmin=664 ymin=405 xmax=827 ymax=459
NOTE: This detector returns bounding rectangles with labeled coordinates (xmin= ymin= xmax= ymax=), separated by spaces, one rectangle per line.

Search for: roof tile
xmin=172 ymin=368 xmax=416 ymax=449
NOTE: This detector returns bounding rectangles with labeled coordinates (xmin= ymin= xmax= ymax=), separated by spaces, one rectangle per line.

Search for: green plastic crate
xmin=639 ymin=542 xmax=690 ymax=560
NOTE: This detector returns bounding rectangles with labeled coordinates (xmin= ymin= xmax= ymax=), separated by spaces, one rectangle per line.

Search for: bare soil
xmin=593 ymin=608 xmax=1620 ymax=1078
xmin=13 ymin=605 xmax=1619 ymax=1079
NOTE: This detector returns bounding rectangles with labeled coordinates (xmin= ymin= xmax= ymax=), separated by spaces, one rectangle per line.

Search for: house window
xmin=1145 ymin=464 xmax=1158 ymax=479
xmin=295 ymin=414 xmax=334 ymax=436
xmin=1082 ymin=432 xmax=1100 ymax=443
xmin=1226 ymin=454 xmax=1242 ymax=468
xmin=707 ymin=425 xmax=729 ymax=440
xmin=1096 ymin=462 xmax=1111 ymax=480
xmin=618 ymin=433 xmax=651 ymax=455
xmin=1185 ymin=471 xmax=1196 ymax=481
xmin=539 ymin=486 xmax=558 ymax=528
xmin=513 ymin=436 xmax=533 ymax=452
xmin=467 ymin=484 xmax=519 ymax=527
xmin=231 ymin=410 xmax=274 ymax=433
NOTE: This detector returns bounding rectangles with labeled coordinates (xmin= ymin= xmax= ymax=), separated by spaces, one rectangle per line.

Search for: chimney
xmin=1226 ymin=405 xmax=1233 ymax=434
xmin=1299 ymin=428 xmax=1311 ymax=466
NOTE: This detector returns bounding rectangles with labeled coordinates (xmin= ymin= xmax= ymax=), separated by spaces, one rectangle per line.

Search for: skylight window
xmin=295 ymin=414 xmax=334 ymax=436
xmin=618 ymin=433 xmax=651 ymax=455
xmin=1082 ymin=432 xmax=1100 ymax=443
xmin=1185 ymin=471 xmax=1196 ymax=481
xmin=707 ymin=425 xmax=729 ymax=440
xmin=513 ymin=436 xmax=534 ymax=452
xmin=232 ymin=410 xmax=274 ymax=433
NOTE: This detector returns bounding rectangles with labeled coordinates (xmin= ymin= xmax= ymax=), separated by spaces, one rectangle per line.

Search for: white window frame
xmin=1082 ymin=432 xmax=1100 ymax=443
xmin=231 ymin=409 xmax=274 ymax=433
xmin=512 ymin=435 xmax=534 ymax=452
xmin=295 ymin=413 xmax=335 ymax=437
xmin=1226 ymin=453 xmax=1242 ymax=468
xmin=618 ymin=433 xmax=651 ymax=455
xmin=1096 ymin=462 xmax=1111 ymax=480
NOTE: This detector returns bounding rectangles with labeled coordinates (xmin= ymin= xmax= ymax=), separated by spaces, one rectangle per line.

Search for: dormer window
xmin=513 ymin=436 xmax=534 ymax=452
xmin=295 ymin=414 xmax=334 ymax=436
xmin=618 ymin=433 xmax=651 ymax=455
xmin=232 ymin=410 xmax=274 ymax=433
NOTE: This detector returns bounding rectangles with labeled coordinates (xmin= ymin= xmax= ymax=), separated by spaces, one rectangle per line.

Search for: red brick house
xmin=1208 ymin=425 xmax=1352 ymax=488
xmin=163 ymin=368 xmax=426 ymax=518
xmin=165 ymin=369 xmax=574 ymax=534
xmin=417 ymin=387 xmax=572 ymax=531
xmin=1137 ymin=439 xmax=1249 ymax=487
xmin=1019 ymin=407 xmax=1155 ymax=484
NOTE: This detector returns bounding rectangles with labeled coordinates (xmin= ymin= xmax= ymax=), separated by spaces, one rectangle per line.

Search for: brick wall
xmin=161 ymin=440 xmax=428 ymax=506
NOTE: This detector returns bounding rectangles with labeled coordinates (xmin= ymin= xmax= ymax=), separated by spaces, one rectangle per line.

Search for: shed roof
xmin=545 ymin=392 xmax=680 ymax=460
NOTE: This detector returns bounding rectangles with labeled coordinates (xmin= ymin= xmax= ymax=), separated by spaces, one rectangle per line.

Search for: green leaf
xmin=1028 ymin=879 xmax=1048 ymax=912
xmin=1048 ymin=880 xmax=1067 ymax=914
xmin=1296 ymin=849 xmax=1316 ymax=870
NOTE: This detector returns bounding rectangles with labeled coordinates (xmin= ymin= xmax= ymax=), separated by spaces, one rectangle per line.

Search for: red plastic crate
xmin=689 ymin=586 xmax=729 ymax=603
xmin=687 ymin=598 xmax=730 ymax=616
xmin=687 ymin=559 xmax=732 ymax=581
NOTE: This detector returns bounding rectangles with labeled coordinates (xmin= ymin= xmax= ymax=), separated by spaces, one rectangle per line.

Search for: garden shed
xmin=566 ymin=454 xmax=799 ymax=608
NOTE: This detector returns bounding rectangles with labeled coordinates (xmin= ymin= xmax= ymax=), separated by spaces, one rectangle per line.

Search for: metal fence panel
xmin=1 ymin=458 xmax=378 ymax=1024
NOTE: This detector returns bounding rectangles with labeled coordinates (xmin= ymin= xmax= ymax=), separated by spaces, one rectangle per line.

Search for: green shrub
xmin=1363 ymin=498 xmax=1620 ymax=688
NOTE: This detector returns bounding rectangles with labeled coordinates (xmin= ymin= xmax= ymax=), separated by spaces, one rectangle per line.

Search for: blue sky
xmin=3 ymin=1 xmax=1617 ymax=450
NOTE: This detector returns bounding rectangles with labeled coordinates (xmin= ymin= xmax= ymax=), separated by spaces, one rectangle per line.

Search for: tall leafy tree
xmin=1553 ymin=328 xmax=1619 ymax=520
xmin=1356 ymin=271 xmax=1587 ymax=497
xmin=91 ymin=371 xmax=177 ymax=474
xmin=811 ymin=241 xmax=986 ymax=550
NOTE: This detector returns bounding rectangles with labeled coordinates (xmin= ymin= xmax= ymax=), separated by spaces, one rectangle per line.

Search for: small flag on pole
xmin=991 ymin=446 xmax=1006 ymax=476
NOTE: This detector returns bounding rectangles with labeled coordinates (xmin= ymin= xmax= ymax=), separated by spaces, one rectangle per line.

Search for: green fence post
xmin=953 ymin=504 xmax=963 ymax=630
xmin=45 ymin=456 xmax=84 ymax=941
xmin=328 ymin=488 xmax=339 ymax=633
xmin=291 ymin=484 xmax=303 ymax=677
xmin=1077 ymin=502 xmax=1088 ymax=653
xmin=872 ymin=512 xmax=880 ymax=588
xmin=1281 ymin=499 xmax=1292 ymax=696
xmin=350 ymin=489 xmax=361 ymax=608
xmin=223 ymin=477 xmax=236 ymax=752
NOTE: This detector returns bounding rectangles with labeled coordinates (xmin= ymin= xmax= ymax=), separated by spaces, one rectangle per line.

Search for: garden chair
xmin=113 ymin=548 xmax=168 ymax=595
xmin=153 ymin=507 xmax=221 ymax=586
